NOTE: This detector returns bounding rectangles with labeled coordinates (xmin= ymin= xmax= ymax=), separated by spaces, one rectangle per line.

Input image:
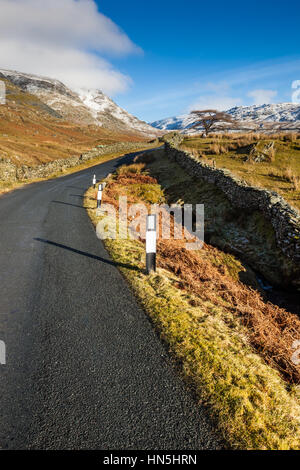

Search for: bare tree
xmin=190 ymin=109 xmax=240 ymax=136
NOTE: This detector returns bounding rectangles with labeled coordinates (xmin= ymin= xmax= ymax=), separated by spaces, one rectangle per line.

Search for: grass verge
xmin=180 ymin=133 xmax=300 ymax=211
xmin=84 ymin=154 xmax=300 ymax=450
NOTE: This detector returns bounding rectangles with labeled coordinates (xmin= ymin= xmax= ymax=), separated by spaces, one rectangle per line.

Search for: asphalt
xmin=0 ymin=152 xmax=223 ymax=450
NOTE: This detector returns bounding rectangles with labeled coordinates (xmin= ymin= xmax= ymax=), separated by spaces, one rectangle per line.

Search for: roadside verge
xmin=84 ymin=150 xmax=300 ymax=450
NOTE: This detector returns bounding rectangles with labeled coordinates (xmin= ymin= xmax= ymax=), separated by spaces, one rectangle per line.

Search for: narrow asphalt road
xmin=0 ymin=152 xmax=222 ymax=450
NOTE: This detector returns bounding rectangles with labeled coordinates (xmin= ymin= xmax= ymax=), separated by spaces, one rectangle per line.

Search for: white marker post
xmin=93 ymin=174 xmax=96 ymax=189
xmin=97 ymin=184 xmax=103 ymax=208
xmin=0 ymin=340 xmax=6 ymax=365
xmin=146 ymin=214 xmax=157 ymax=274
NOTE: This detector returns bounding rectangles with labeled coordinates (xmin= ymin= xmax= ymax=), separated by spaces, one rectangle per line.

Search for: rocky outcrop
xmin=165 ymin=141 xmax=300 ymax=289
xmin=0 ymin=142 xmax=150 ymax=182
xmin=247 ymin=141 xmax=275 ymax=162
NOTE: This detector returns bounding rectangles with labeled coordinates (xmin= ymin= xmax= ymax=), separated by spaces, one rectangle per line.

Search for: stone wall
xmin=165 ymin=141 xmax=300 ymax=267
xmin=0 ymin=142 xmax=150 ymax=182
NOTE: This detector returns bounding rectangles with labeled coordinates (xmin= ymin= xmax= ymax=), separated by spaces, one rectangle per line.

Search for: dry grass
xmin=293 ymin=176 xmax=300 ymax=191
xmin=84 ymin=158 xmax=300 ymax=449
xmin=283 ymin=167 xmax=294 ymax=182
xmin=267 ymin=166 xmax=298 ymax=185
xmin=268 ymin=147 xmax=276 ymax=162
xmin=283 ymin=133 xmax=298 ymax=142
xmin=116 ymin=162 xmax=147 ymax=176
xmin=210 ymin=143 xmax=221 ymax=155
xmin=104 ymin=164 xmax=300 ymax=384
xmin=180 ymin=134 xmax=300 ymax=210
xmin=158 ymin=239 xmax=300 ymax=383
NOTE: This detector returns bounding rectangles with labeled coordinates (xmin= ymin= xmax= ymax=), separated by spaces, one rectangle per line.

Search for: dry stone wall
xmin=0 ymin=142 xmax=150 ymax=182
xmin=165 ymin=141 xmax=300 ymax=267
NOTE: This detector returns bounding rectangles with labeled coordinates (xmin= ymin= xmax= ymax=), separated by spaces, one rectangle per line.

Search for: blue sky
xmin=1 ymin=0 xmax=300 ymax=122
xmin=97 ymin=0 xmax=300 ymax=122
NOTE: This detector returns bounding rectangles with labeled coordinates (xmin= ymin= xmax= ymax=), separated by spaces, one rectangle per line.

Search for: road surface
xmin=0 ymin=152 xmax=222 ymax=450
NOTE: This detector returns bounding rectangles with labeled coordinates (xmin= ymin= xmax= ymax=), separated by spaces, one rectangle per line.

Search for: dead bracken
xmin=85 ymin=153 xmax=300 ymax=449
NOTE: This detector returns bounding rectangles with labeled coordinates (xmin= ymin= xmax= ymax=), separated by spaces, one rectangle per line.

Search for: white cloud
xmin=0 ymin=0 xmax=141 ymax=94
xmin=248 ymin=89 xmax=277 ymax=105
xmin=188 ymin=95 xmax=242 ymax=112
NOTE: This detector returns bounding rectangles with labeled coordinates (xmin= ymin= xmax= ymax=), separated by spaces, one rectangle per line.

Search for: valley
xmin=1 ymin=67 xmax=300 ymax=451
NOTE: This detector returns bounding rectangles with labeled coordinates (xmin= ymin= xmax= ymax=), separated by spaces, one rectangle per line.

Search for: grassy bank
xmin=180 ymin=133 xmax=300 ymax=211
xmin=149 ymin=148 xmax=300 ymax=290
xmin=84 ymin=150 xmax=300 ymax=449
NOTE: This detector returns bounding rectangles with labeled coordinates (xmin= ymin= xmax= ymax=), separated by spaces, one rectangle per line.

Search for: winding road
xmin=0 ymin=152 xmax=222 ymax=450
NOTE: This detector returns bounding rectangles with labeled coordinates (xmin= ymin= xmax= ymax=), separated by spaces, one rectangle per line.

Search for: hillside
xmin=0 ymin=69 xmax=159 ymax=138
xmin=0 ymin=78 xmax=144 ymax=166
xmin=0 ymin=70 xmax=159 ymax=166
xmin=151 ymin=103 xmax=300 ymax=134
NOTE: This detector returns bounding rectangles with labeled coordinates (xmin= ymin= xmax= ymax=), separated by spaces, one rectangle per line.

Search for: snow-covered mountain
xmin=151 ymin=114 xmax=197 ymax=132
xmin=0 ymin=69 xmax=160 ymax=138
xmin=151 ymin=103 xmax=300 ymax=133
xmin=77 ymin=88 xmax=160 ymax=137
xmin=227 ymin=103 xmax=300 ymax=123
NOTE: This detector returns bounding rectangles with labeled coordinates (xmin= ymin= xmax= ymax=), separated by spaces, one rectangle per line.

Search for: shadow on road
xmin=34 ymin=238 xmax=140 ymax=272
xmin=51 ymin=200 xmax=85 ymax=209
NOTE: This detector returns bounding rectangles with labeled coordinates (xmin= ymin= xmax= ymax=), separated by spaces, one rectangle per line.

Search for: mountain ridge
xmin=0 ymin=68 xmax=160 ymax=138
xmin=151 ymin=103 xmax=300 ymax=133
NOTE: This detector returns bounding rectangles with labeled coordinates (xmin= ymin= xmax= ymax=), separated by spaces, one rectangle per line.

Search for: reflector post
xmin=146 ymin=214 xmax=157 ymax=274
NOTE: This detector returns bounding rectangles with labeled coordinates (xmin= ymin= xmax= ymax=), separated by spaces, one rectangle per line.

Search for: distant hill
xmin=151 ymin=103 xmax=300 ymax=134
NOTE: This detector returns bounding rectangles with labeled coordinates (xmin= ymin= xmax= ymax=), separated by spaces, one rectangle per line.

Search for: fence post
xmin=0 ymin=340 xmax=6 ymax=365
xmin=146 ymin=214 xmax=157 ymax=274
